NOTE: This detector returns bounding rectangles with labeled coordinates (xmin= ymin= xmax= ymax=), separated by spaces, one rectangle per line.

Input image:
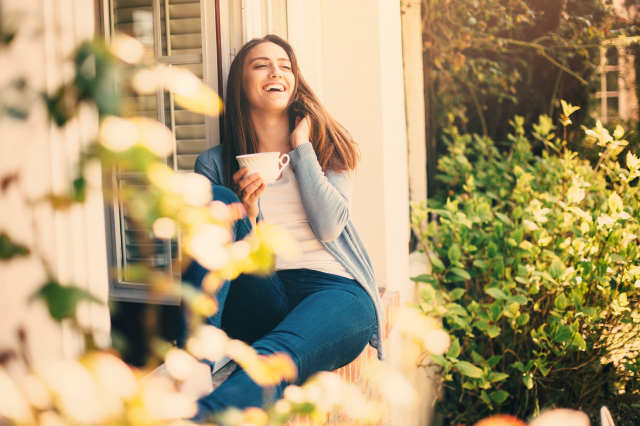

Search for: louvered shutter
xmin=108 ymin=0 xmax=212 ymax=296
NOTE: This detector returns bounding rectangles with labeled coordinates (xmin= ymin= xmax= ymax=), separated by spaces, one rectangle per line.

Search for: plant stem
xmin=549 ymin=69 xmax=563 ymax=117
xmin=467 ymin=83 xmax=488 ymax=137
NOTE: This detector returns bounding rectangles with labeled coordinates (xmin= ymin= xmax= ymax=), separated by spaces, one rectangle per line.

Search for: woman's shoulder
xmin=194 ymin=144 xmax=225 ymax=185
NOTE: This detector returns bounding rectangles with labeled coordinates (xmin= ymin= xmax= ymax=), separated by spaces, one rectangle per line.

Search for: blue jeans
xmin=182 ymin=186 xmax=376 ymax=420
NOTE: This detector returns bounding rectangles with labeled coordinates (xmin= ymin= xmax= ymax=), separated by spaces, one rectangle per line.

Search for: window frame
xmin=100 ymin=0 xmax=223 ymax=304
xmin=100 ymin=0 xmax=287 ymax=304
xmin=595 ymin=46 xmax=622 ymax=123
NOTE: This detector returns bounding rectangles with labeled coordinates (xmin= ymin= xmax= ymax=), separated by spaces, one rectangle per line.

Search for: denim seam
xmin=291 ymin=274 xmax=304 ymax=307
xmin=266 ymin=273 xmax=287 ymax=301
xmin=288 ymin=319 xmax=377 ymax=373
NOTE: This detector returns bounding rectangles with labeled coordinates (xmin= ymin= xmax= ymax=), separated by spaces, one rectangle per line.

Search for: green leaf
xmin=72 ymin=176 xmax=87 ymax=202
xmin=430 ymin=256 xmax=446 ymax=272
xmin=450 ymin=267 xmax=471 ymax=280
xmin=448 ymin=244 xmax=462 ymax=262
xmin=509 ymin=295 xmax=528 ymax=305
xmin=487 ymin=325 xmax=501 ymax=338
xmin=495 ymin=212 xmax=512 ymax=225
xmin=487 ymin=356 xmax=502 ymax=368
xmin=553 ymin=325 xmax=573 ymax=343
xmin=444 ymin=304 xmax=468 ymax=317
xmin=473 ymin=259 xmax=490 ymax=270
xmin=522 ymin=373 xmax=534 ymax=389
xmin=487 ymin=242 xmax=498 ymax=258
xmin=451 ymin=315 xmax=470 ymax=329
xmin=474 ymin=320 xmax=490 ymax=331
xmin=578 ymin=308 xmax=596 ymax=318
xmin=488 ymin=303 xmax=503 ymax=322
xmin=0 ymin=233 xmax=30 ymax=260
xmin=480 ymin=390 xmax=492 ymax=405
xmin=430 ymin=354 xmax=450 ymax=368
xmin=449 ymin=288 xmax=466 ymax=301
xmin=571 ymin=333 xmax=587 ymax=351
xmin=516 ymin=313 xmax=530 ymax=326
xmin=486 ymin=288 xmax=508 ymax=300
xmin=492 ymin=260 xmax=505 ymax=277
xmin=538 ymin=364 xmax=550 ymax=377
xmin=411 ymin=274 xmax=438 ymax=285
xmin=548 ymin=259 xmax=565 ymax=279
xmin=30 ymin=280 xmax=103 ymax=322
xmin=489 ymin=372 xmax=510 ymax=383
xmin=462 ymin=382 xmax=476 ymax=390
xmin=490 ymin=390 xmax=509 ymax=403
xmin=610 ymin=254 xmax=627 ymax=264
xmin=471 ymin=351 xmax=484 ymax=364
xmin=455 ymin=361 xmax=483 ymax=378
xmin=511 ymin=362 xmax=526 ymax=373
xmin=554 ymin=293 xmax=568 ymax=311
xmin=511 ymin=228 xmax=524 ymax=244
xmin=447 ymin=338 xmax=461 ymax=359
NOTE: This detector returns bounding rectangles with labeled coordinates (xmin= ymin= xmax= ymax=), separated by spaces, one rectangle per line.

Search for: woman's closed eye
xmin=254 ymin=64 xmax=291 ymax=70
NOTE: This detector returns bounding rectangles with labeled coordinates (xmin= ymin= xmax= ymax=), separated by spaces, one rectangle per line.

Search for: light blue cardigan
xmin=194 ymin=142 xmax=386 ymax=361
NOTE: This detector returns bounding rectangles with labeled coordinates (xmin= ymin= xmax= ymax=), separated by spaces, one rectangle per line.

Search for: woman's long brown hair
xmin=221 ymin=34 xmax=360 ymax=187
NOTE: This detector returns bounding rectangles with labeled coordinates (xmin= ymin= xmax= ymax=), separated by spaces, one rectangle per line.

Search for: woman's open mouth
xmin=263 ymin=84 xmax=286 ymax=92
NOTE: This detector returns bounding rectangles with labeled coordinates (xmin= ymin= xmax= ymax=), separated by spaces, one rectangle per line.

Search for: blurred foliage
xmin=0 ymin=232 xmax=29 ymax=260
xmin=412 ymin=103 xmax=640 ymax=424
xmin=421 ymin=0 xmax=638 ymax=193
xmin=30 ymin=280 xmax=103 ymax=322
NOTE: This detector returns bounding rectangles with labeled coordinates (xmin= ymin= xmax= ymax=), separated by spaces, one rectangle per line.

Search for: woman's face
xmin=242 ymin=42 xmax=294 ymax=114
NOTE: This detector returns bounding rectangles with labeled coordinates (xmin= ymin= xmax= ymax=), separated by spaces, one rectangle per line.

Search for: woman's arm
xmin=194 ymin=148 xmax=224 ymax=186
xmin=289 ymin=142 xmax=354 ymax=242
xmin=195 ymin=147 xmax=264 ymax=228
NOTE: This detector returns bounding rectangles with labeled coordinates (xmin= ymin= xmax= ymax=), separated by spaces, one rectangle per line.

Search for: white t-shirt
xmin=260 ymin=165 xmax=354 ymax=279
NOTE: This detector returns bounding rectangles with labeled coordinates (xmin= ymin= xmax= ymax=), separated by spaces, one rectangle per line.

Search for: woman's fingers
xmin=240 ymin=176 xmax=264 ymax=201
xmin=247 ymin=183 xmax=266 ymax=202
xmin=233 ymin=167 xmax=249 ymax=185
xmin=237 ymin=172 xmax=260 ymax=193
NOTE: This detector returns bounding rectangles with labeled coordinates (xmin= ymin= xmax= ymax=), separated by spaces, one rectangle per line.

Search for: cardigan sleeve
xmin=288 ymin=142 xmax=354 ymax=242
xmin=194 ymin=149 xmax=224 ymax=186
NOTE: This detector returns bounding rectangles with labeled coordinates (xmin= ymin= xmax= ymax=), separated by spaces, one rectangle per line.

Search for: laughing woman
xmin=187 ymin=34 xmax=385 ymax=419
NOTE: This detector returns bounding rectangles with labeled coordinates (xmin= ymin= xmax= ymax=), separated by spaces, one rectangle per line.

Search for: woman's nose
xmin=269 ymin=65 xmax=283 ymax=78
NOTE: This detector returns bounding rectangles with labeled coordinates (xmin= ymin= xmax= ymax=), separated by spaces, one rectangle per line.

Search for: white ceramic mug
xmin=236 ymin=152 xmax=290 ymax=184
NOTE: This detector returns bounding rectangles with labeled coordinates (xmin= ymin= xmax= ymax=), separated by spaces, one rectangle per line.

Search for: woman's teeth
xmin=263 ymin=84 xmax=285 ymax=92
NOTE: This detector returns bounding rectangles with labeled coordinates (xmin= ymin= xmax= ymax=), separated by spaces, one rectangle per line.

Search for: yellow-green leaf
xmin=490 ymin=389 xmax=509 ymax=403
xmin=455 ymin=361 xmax=483 ymax=378
xmin=486 ymin=288 xmax=508 ymax=300
xmin=608 ymin=192 xmax=623 ymax=214
xmin=522 ymin=373 xmax=534 ymax=389
xmin=561 ymin=99 xmax=580 ymax=117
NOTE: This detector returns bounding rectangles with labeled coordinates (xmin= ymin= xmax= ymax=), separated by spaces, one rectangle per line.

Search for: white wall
xmin=0 ymin=0 xmax=109 ymax=362
xmin=320 ymin=0 xmax=410 ymax=296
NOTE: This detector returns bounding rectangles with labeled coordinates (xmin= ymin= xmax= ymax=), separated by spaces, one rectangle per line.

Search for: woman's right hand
xmin=233 ymin=167 xmax=265 ymax=226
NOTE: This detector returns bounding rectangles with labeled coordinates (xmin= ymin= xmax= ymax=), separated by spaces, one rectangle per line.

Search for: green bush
xmin=411 ymin=105 xmax=640 ymax=425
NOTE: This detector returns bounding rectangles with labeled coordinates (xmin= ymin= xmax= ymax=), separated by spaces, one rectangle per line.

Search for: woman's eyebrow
xmin=250 ymin=56 xmax=291 ymax=64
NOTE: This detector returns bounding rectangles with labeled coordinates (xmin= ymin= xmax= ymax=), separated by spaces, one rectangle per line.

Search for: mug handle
xmin=279 ymin=154 xmax=290 ymax=169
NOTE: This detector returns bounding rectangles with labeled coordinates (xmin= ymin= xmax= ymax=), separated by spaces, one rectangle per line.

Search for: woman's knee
xmin=212 ymin=185 xmax=240 ymax=205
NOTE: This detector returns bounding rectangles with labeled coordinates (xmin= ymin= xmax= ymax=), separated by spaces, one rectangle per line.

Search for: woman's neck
xmin=249 ymin=110 xmax=291 ymax=154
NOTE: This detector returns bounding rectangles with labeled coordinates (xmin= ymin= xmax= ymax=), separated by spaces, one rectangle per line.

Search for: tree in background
xmin=422 ymin=0 xmax=634 ymax=195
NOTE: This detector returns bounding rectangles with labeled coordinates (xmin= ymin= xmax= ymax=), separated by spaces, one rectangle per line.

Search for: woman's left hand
xmin=290 ymin=115 xmax=311 ymax=149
